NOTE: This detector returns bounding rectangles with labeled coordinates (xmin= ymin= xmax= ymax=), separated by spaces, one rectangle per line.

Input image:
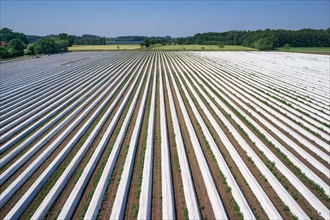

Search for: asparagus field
xmin=0 ymin=51 xmax=329 ymax=219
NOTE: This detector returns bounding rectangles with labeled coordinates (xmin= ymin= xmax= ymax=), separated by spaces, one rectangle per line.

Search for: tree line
xmin=0 ymin=28 xmax=108 ymax=59
xmin=176 ymin=28 xmax=330 ymax=50
xmin=0 ymin=28 xmax=172 ymax=58
xmin=1 ymin=27 xmax=329 ymax=59
xmin=0 ymin=28 xmax=75 ymax=59
xmin=74 ymin=35 xmax=106 ymax=45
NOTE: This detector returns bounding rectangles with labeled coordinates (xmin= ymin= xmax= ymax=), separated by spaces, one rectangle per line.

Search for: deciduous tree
xmin=7 ymin=39 xmax=25 ymax=57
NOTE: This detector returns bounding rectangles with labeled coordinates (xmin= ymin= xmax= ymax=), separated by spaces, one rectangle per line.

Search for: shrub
xmin=144 ymin=38 xmax=150 ymax=48
xmin=34 ymin=38 xmax=69 ymax=54
xmin=24 ymin=44 xmax=35 ymax=55
xmin=254 ymin=38 xmax=274 ymax=51
xmin=218 ymin=44 xmax=224 ymax=48
xmin=34 ymin=38 xmax=58 ymax=54
xmin=55 ymin=39 xmax=69 ymax=52
xmin=0 ymin=46 xmax=9 ymax=59
xmin=283 ymin=43 xmax=291 ymax=49
xmin=7 ymin=38 xmax=25 ymax=57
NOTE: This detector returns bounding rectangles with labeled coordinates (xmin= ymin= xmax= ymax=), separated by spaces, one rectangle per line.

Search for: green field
xmin=275 ymin=47 xmax=330 ymax=54
xmin=68 ymin=44 xmax=141 ymax=51
xmin=151 ymin=44 xmax=255 ymax=51
xmin=67 ymin=45 xmax=329 ymax=54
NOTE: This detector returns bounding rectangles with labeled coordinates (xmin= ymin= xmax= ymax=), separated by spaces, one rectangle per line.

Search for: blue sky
xmin=1 ymin=0 xmax=329 ymax=37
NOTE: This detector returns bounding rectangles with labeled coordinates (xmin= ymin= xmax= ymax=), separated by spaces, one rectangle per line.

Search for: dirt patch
xmin=2 ymin=67 xmax=118 ymax=182
xmin=0 ymin=69 xmax=123 ymax=218
xmin=42 ymin=69 xmax=135 ymax=219
xmin=176 ymin=55 xmax=271 ymax=219
xmin=20 ymin=54 xmax=143 ymax=218
xmin=151 ymin=68 xmax=162 ymax=220
xmin=192 ymin=64 xmax=324 ymax=217
xmin=1 ymin=60 xmax=115 ymax=151
xmin=219 ymin=102 xmax=323 ymax=218
xmin=165 ymin=57 xmax=214 ymax=220
xmin=252 ymin=104 xmax=330 ymax=167
xmin=95 ymin=58 xmax=148 ymax=220
xmin=162 ymin=61 xmax=187 ymax=219
xmin=244 ymin=104 xmax=330 ymax=207
xmin=218 ymin=76 xmax=330 ymax=169
xmin=186 ymin=54 xmax=330 ymax=207
xmin=123 ymin=61 xmax=153 ymax=219
xmin=174 ymin=70 xmax=245 ymax=219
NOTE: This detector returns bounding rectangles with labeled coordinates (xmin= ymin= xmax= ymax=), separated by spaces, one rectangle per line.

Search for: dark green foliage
xmin=0 ymin=27 xmax=28 ymax=44
xmin=7 ymin=39 xmax=25 ymax=57
xmin=283 ymin=43 xmax=291 ymax=49
xmin=34 ymin=38 xmax=68 ymax=54
xmin=106 ymin=35 xmax=171 ymax=45
xmin=26 ymin=35 xmax=43 ymax=43
xmin=74 ymin=34 xmax=106 ymax=45
xmin=57 ymin=33 xmax=76 ymax=46
xmin=148 ymin=36 xmax=171 ymax=45
xmin=24 ymin=44 xmax=35 ymax=55
xmin=184 ymin=208 xmax=189 ymax=220
xmin=254 ymin=37 xmax=274 ymax=50
xmin=140 ymin=38 xmax=151 ymax=48
xmin=0 ymin=46 xmax=9 ymax=58
xmin=55 ymin=39 xmax=69 ymax=52
xmin=175 ymin=28 xmax=330 ymax=49
xmin=0 ymin=28 xmax=27 ymax=58
xmin=144 ymin=38 xmax=151 ymax=48
xmin=34 ymin=38 xmax=57 ymax=54
xmin=0 ymin=28 xmax=16 ymax=42
xmin=26 ymin=33 xmax=75 ymax=45
xmin=15 ymin=32 xmax=28 ymax=45
xmin=1 ymin=28 xmax=73 ymax=58
xmin=109 ymin=35 xmax=145 ymax=42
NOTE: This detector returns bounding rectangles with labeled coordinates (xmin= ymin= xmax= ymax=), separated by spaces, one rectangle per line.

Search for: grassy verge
xmin=68 ymin=44 xmax=141 ymax=51
xmin=275 ymin=47 xmax=330 ymax=55
xmin=152 ymin=45 xmax=255 ymax=51
xmin=0 ymin=55 xmax=34 ymax=62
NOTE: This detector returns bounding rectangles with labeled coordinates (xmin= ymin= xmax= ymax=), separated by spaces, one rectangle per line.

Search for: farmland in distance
xmin=0 ymin=51 xmax=329 ymax=219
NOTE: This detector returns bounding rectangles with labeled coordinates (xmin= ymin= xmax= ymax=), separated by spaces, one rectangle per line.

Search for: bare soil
xmin=0 ymin=75 xmax=112 ymax=176
xmin=190 ymin=56 xmax=330 ymax=207
xmin=95 ymin=59 xmax=148 ymax=220
xmin=41 ymin=69 xmax=135 ymax=219
xmin=219 ymin=77 xmax=330 ymax=168
xmin=0 ymin=71 xmax=122 ymax=218
xmin=162 ymin=64 xmax=187 ymax=219
xmin=151 ymin=69 xmax=162 ymax=220
xmin=166 ymin=59 xmax=215 ymax=220
xmin=123 ymin=62 xmax=153 ymax=219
